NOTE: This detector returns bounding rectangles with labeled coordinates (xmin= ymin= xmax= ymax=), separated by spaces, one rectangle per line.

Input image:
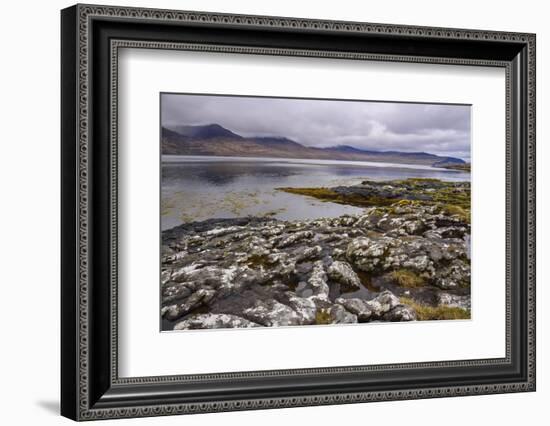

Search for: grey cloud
xmin=161 ymin=93 xmax=471 ymax=160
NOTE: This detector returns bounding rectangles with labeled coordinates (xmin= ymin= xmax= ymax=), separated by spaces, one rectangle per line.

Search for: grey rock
xmin=437 ymin=292 xmax=471 ymax=310
xmin=286 ymin=294 xmax=317 ymax=324
xmin=354 ymin=208 xmax=384 ymax=229
xmin=162 ymin=282 xmax=195 ymax=304
xmin=295 ymin=245 xmax=323 ymax=262
xmin=336 ymin=290 xmax=400 ymax=322
xmin=368 ymin=290 xmax=400 ymax=316
xmin=326 ymin=304 xmax=358 ymax=324
xmin=346 ymin=237 xmax=392 ymax=273
xmin=275 ymin=231 xmax=314 ymax=248
xmin=304 ymin=261 xmax=330 ymax=301
xmin=401 ymin=219 xmax=427 ymax=235
xmin=260 ymin=224 xmax=285 ymax=238
xmin=243 ymin=300 xmax=305 ymax=327
xmin=170 ymin=265 xmax=238 ymax=290
xmin=161 ymin=288 xmax=216 ymax=321
xmin=382 ymin=305 xmax=417 ymax=321
xmin=327 ymin=260 xmax=361 ymax=289
xmin=335 ymin=298 xmax=374 ymax=322
xmin=204 ymin=225 xmax=247 ymax=238
xmin=402 ymin=255 xmax=431 ymax=272
xmin=174 ymin=314 xmax=260 ymax=330
xmin=433 ymin=260 xmax=470 ymax=290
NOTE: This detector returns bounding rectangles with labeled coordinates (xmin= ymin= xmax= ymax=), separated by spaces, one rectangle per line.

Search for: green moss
xmin=431 ymin=186 xmax=471 ymax=209
xmin=277 ymin=179 xmax=471 ymax=224
xmin=439 ymin=204 xmax=470 ymax=222
xmin=386 ymin=199 xmax=423 ymax=214
xmin=389 ymin=269 xmax=425 ymax=288
xmin=393 ymin=199 xmax=422 ymax=206
xmin=277 ymin=187 xmax=396 ymax=208
xmin=400 ymin=297 xmax=470 ymax=321
xmin=278 ymin=187 xmax=338 ymax=199
xmin=401 ymin=178 xmax=442 ymax=184
xmin=441 ymin=163 xmax=471 ymax=172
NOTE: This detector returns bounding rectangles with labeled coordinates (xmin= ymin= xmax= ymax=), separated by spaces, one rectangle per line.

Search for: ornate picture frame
xmin=61 ymin=4 xmax=535 ymax=421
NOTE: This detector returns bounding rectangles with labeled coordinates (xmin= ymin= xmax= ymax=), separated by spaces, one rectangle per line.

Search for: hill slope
xmin=162 ymin=124 xmax=466 ymax=167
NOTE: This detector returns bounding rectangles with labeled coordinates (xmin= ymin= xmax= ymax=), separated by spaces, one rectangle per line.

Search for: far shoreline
xmin=161 ymin=154 xmax=470 ymax=173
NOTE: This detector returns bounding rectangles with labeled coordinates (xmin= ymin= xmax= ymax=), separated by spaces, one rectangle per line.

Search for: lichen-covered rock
xmin=335 ymin=298 xmax=374 ymax=322
xmin=304 ymin=261 xmax=330 ymax=301
xmin=161 ymin=178 xmax=471 ymax=330
xmin=365 ymin=290 xmax=400 ymax=317
xmin=437 ymin=292 xmax=471 ymax=310
xmin=354 ymin=208 xmax=385 ymax=229
xmin=174 ymin=314 xmax=260 ymax=330
xmin=402 ymin=255 xmax=432 ymax=273
xmin=346 ymin=237 xmax=392 ymax=273
xmin=275 ymin=230 xmax=314 ymax=248
xmin=382 ymin=305 xmax=417 ymax=321
xmin=243 ymin=300 xmax=307 ymax=327
xmin=169 ymin=265 xmax=238 ymax=289
xmin=315 ymin=304 xmax=358 ymax=324
xmin=327 ymin=304 xmax=358 ymax=324
xmin=433 ymin=260 xmax=470 ymax=290
xmin=161 ymin=288 xmax=216 ymax=321
xmin=336 ymin=290 xmax=400 ymax=322
xmin=205 ymin=225 xmax=247 ymax=238
xmin=401 ymin=219 xmax=428 ymax=236
xmin=264 ymin=252 xmax=297 ymax=278
xmin=286 ymin=294 xmax=318 ymax=324
xmin=162 ymin=282 xmax=195 ymax=304
xmin=295 ymin=245 xmax=323 ymax=262
xmin=327 ymin=260 xmax=361 ymax=289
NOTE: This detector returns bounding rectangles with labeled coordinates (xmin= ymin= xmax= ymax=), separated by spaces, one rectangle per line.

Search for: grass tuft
xmin=400 ymin=297 xmax=470 ymax=321
xmin=389 ymin=269 xmax=425 ymax=288
xmin=315 ymin=309 xmax=332 ymax=325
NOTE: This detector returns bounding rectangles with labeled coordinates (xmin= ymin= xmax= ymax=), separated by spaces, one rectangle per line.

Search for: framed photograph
xmin=61 ymin=4 xmax=536 ymax=421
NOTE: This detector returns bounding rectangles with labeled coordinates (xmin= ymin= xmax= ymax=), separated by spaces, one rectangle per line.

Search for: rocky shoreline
xmin=161 ymin=178 xmax=471 ymax=330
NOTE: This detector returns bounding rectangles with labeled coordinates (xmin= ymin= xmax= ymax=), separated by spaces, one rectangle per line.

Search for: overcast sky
xmin=161 ymin=93 xmax=471 ymax=160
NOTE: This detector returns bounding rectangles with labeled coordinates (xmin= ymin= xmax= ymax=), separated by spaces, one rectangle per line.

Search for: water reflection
xmin=161 ymin=156 xmax=470 ymax=231
xmin=163 ymin=162 xmax=302 ymax=186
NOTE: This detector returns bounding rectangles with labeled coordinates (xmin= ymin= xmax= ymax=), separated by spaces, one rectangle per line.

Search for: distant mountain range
xmin=161 ymin=124 xmax=466 ymax=167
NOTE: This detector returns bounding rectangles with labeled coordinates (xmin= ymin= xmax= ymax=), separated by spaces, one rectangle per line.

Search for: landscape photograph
xmin=160 ymin=93 xmax=471 ymax=331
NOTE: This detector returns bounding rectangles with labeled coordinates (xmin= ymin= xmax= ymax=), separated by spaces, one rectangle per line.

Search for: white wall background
xmin=0 ymin=0 xmax=546 ymax=424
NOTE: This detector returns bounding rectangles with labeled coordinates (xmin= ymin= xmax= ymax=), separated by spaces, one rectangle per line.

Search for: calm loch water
xmin=161 ymin=155 xmax=470 ymax=231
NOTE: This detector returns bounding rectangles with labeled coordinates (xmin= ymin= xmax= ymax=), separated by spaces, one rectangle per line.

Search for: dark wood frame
xmin=61 ymin=4 xmax=536 ymax=421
